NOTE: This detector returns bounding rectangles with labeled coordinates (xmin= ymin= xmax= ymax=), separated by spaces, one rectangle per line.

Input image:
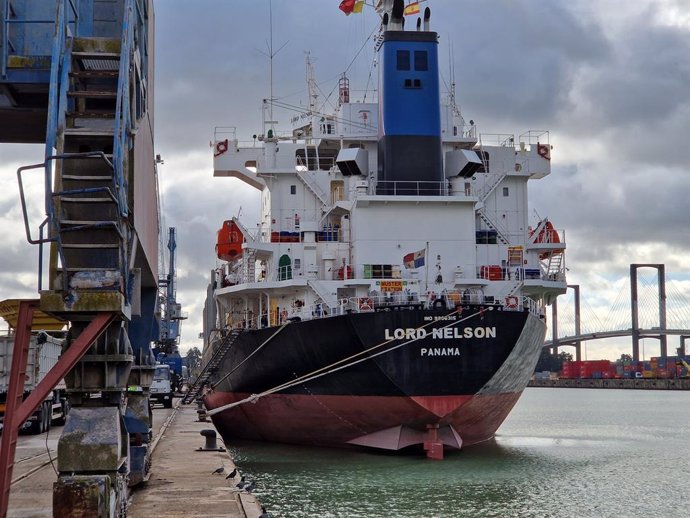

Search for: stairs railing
xmin=297 ymin=168 xmax=329 ymax=206
xmin=17 ymin=0 xmax=150 ymax=303
xmin=478 ymin=172 xmax=508 ymax=202
xmin=182 ymin=330 xmax=241 ymax=404
xmin=477 ymin=209 xmax=510 ymax=245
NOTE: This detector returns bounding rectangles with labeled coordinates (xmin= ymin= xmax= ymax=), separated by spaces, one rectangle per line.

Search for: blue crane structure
xmin=154 ymin=227 xmax=187 ymax=386
xmin=1 ymin=1 xmax=158 ymax=515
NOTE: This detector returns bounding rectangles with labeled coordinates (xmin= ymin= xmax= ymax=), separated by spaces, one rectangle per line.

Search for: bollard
xmin=196 ymin=399 xmax=207 ymax=422
xmin=197 ymin=429 xmax=225 ymax=452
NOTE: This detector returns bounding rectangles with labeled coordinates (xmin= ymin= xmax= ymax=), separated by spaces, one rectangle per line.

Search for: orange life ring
xmin=359 ymin=297 xmax=373 ymax=311
xmin=505 ymin=296 xmax=519 ymax=309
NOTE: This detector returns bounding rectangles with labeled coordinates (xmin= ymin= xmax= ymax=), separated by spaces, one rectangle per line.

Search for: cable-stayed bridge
xmin=544 ymin=264 xmax=690 ymax=361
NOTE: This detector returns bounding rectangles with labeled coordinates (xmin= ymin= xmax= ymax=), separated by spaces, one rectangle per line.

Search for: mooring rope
xmin=211 ymin=323 xmax=289 ymax=389
xmin=206 ymin=307 xmax=490 ymax=417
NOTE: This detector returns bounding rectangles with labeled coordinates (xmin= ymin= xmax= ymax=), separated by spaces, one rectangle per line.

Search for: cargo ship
xmin=198 ymin=0 xmax=567 ymax=459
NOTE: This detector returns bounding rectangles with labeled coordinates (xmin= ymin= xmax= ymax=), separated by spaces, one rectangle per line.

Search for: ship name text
xmin=384 ymin=326 xmax=496 ymax=341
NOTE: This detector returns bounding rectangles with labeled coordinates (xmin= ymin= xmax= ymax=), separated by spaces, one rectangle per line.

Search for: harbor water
xmin=228 ymin=388 xmax=690 ymax=517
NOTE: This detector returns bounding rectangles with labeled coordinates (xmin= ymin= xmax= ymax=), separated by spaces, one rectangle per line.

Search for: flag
xmin=353 ymin=1 xmax=365 ymax=13
xmin=403 ymin=249 xmax=425 ymax=269
xmin=403 ymin=2 xmax=420 ymax=16
xmin=339 ymin=0 xmax=357 ymax=15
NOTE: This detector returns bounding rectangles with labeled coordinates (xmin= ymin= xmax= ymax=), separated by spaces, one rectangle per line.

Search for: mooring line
xmin=206 ymin=307 xmax=489 ymax=417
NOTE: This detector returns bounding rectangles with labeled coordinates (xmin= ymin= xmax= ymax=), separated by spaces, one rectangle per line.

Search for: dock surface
xmin=7 ymin=401 xmax=261 ymax=517
xmin=129 ymin=403 xmax=262 ymax=517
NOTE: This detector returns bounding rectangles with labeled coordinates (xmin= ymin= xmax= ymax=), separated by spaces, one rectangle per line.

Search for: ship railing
xmin=334 ymin=293 xmax=542 ymax=317
xmin=295 ymin=154 xmax=337 ymax=172
xmin=479 ymin=133 xmax=516 ymax=148
xmin=226 ymin=293 xmax=543 ymax=332
xmin=476 ymin=265 xmax=547 ymax=282
xmin=518 ymin=130 xmax=549 ymax=146
xmin=372 ymin=180 xmax=449 ymax=196
xmin=214 ymin=126 xmax=237 ymax=141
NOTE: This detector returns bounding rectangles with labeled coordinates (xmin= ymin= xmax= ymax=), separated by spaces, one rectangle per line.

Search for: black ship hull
xmin=203 ymin=305 xmax=546 ymax=457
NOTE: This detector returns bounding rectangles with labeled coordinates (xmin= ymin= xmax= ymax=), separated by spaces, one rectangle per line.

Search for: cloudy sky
xmin=1 ymin=0 xmax=688 ymax=360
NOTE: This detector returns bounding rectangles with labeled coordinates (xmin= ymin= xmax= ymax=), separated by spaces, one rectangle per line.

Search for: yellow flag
xmin=403 ymin=2 xmax=420 ymax=16
xmin=353 ymin=0 xmax=365 ymax=13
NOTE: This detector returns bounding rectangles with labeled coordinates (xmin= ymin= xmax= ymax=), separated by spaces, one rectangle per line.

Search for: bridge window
xmin=397 ymin=50 xmax=410 ymax=71
xmin=414 ymin=51 xmax=428 ymax=71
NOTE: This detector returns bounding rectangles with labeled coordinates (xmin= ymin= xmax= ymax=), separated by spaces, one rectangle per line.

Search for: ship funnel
xmin=424 ymin=7 xmax=431 ymax=31
xmin=377 ymin=6 xmax=443 ymax=195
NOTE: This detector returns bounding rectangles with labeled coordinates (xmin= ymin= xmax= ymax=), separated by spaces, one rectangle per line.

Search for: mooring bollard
xmin=196 ymin=399 xmax=207 ymax=422
xmin=197 ymin=429 xmax=225 ymax=452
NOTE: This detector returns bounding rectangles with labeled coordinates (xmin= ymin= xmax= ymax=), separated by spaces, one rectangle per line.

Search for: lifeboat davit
xmin=216 ymin=220 xmax=244 ymax=261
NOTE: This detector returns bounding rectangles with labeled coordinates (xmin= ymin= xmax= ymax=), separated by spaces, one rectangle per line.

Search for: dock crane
xmin=1 ymin=1 xmax=158 ymax=515
xmin=154 ymin=227 xmax=187 ymax=390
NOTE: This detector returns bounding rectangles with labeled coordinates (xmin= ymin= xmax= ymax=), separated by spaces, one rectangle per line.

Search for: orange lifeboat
xmin=216 ymin=220 xmax=244 ymax=261
xmin=531 ymin=220 xmax=560 ymax=244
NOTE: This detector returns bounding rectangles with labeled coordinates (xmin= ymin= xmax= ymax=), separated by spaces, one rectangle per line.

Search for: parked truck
xmin=0 ymin=332 xmax=69 ymax=434
xmin=150 ymin=364 xmax=174 ymax=408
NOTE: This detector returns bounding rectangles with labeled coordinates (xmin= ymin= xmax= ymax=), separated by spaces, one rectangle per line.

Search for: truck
xmin=150 ymin=364 xmax=174 ymax=408
xmin=0 ymin=331 xmax=69 ymax=434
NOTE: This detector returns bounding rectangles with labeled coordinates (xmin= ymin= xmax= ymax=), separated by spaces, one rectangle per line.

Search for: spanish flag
xmin=403 ymin=1 xmax=420 ymax=16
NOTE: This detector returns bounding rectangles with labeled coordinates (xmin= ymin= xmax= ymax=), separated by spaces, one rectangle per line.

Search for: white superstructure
xmin=206 ymin=79 xmax=566 ymax=339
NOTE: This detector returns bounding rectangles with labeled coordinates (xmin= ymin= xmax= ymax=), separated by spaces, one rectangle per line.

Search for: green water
xmin=229 ymin=388 xmax=690 ymax=517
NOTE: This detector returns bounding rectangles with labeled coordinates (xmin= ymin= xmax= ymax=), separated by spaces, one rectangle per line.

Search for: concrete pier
xmin=528 ymin=378 xmax=690 ymax=390
xmin=7 ymin=402 xmax=263 ymax=517
xmin=129 ymin=404 xmax=263 ymax=517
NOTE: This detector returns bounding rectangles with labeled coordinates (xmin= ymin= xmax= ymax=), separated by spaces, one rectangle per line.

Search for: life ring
xmin=505 ymin=296 xmax=519 ymax=309
xmin=432 ymin=298 xmax=446 ymax=310
xmin=214 ymin=139 xmax=229 ymax=157
xmin=340 ymin=298 xmax=349 ymax=306
xmin=359 ymin=298 xmax=373 ymax=311
xmin=280 ymin=309 xmax=288 ymax=321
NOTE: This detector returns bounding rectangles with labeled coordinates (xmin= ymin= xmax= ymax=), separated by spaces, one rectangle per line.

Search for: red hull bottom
xmin=204 ymin=391 xmax=522 ymax=456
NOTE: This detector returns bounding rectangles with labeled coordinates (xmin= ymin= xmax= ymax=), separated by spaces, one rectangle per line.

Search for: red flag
xmin=339 ymin=0 xmax=357 ymax=15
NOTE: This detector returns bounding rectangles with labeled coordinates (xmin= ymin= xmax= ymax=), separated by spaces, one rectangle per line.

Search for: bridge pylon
xmin=630 ymin=264 xmax=667 ymax=361
xmin=550 ymin=284 xmax=581 ymax=360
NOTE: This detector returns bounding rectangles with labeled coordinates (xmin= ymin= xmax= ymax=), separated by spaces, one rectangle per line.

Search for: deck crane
xmin=1 ymin=1 xmax=158 ymax=515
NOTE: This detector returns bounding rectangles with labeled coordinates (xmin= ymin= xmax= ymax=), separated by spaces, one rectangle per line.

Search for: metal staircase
xmin=297 ymin=169 xmax=329 ymax=206
xmin=543 ymin=252 xmax=564 ymax=280
xmin=308 ymin=279 xmax=337 ymax=309
xmin=53 ymin=37 xmax=127 ymax=295
xmin=182 ymin=330 xmax=241 ymax=404
xmin=478 ymin=172 xmax=508 ymax=202
xmin=477 ymin=210 xmax=510 ymax=245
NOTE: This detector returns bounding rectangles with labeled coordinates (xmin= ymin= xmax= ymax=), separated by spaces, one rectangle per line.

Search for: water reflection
xmin=226 ymin=389 xmax=690 ymax=518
